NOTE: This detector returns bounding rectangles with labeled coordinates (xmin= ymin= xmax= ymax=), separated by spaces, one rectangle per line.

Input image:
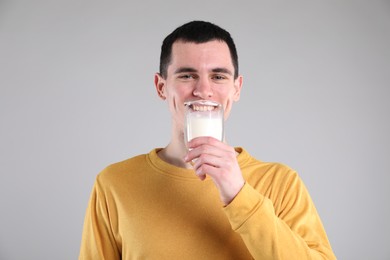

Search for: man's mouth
xmin=191 ymin=104 xmax=216 ymax=111
xmin=184 ymin=100 xmax=221 ymax=112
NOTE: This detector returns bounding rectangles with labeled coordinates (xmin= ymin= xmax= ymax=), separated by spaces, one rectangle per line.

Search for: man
xmin=79 ymin=21 xmax=336 ymax=259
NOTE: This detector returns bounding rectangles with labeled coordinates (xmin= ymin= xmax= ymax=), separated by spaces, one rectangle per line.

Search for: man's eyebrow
xmin=174 ymin=67 xmax=198 ymax=74
xmin=174 ymin=67 xmax=233 ymax=75
xmin=211 ymin=67 xmax=233 ymax=75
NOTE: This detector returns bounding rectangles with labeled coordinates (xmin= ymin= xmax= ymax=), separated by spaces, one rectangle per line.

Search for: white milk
xmin=186 ymin=115 xmax=223 ymax=141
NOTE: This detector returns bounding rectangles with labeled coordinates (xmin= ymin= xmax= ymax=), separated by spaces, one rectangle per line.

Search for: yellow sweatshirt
xmin=79 ymin=148 xmax=335 ymax=259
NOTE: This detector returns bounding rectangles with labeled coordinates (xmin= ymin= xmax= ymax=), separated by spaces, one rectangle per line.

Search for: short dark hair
xmin=159 ymin=21 xmax=239 ymax=79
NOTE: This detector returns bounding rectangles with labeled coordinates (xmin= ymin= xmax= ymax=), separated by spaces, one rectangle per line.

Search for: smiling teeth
xmin=192 ymin=105 xmax=215 ymax=111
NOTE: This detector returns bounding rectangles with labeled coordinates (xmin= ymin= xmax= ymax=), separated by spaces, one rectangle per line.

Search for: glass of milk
xmin=184 ymin=100 xmax=224 ymax=146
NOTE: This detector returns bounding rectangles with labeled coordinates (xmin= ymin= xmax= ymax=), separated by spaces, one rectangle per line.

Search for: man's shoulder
xmin=97 ymin=152 xmax=150 ymax=181
xmin=239 ymin=148 xmax=295 ymax=172
xmin=244 ymin=159 xmax=297 ymax=178
xmin=239 ymin=148 xmax=298 ymax=182
xmin=109 ymin=153 xmax=148 ymax=169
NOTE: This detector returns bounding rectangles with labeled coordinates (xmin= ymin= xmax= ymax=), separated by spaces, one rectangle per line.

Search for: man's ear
xmin=233 ymin=75 xmax=243 ymax=101
xmin=154 ymin=73 xmax=166 ymax=100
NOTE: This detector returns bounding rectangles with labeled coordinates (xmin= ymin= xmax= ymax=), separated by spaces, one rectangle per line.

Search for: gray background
xmin=1 ymin=0 xmax=389 ymax=259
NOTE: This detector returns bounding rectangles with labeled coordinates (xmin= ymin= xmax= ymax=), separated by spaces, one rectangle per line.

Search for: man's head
xmin=154 ymin=21 xmax=243 ymax=135
xmin=159 ymin=21 xmax=239 ymax=79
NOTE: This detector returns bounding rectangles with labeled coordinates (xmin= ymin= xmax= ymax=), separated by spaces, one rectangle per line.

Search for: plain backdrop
xmin=1 ymin=0 xmax=389 ymax=259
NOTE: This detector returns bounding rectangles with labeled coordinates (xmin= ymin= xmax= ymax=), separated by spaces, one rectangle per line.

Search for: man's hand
xmin=184 ymin=137 xmax=245 ymax=205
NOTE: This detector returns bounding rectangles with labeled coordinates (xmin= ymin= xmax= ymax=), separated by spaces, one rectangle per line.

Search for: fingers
xmin=185 ymin=137 xmax=230 ymax=160
xmin=184 ymin=136 xmax=245 ymax=205
xmin=187 ymin=136 xmax=222 ymax=150
xmin=184 ymin=136 xmax=237 ymax=178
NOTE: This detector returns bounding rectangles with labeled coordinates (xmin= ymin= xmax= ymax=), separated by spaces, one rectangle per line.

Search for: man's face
xmin=155 ymin=40 xmax=243 ymax=134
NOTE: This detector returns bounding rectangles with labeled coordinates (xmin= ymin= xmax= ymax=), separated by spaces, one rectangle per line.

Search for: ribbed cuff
xmin=223 ymin=182 xmax=265 ymax=231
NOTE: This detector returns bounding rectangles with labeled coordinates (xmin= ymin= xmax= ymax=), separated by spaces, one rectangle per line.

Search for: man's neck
xmin=157 ymin=136 xmax=193 ymax=169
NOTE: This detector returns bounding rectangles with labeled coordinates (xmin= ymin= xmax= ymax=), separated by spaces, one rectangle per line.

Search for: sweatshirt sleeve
xmin=223 ymin=173 xmax=336 ymax=260
xmin=79 ymin=176 xmax=121 ymax=260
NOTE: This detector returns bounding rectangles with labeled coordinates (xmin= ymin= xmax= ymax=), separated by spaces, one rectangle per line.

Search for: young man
xmin=79 ymin=21 xmax=336 ymax=259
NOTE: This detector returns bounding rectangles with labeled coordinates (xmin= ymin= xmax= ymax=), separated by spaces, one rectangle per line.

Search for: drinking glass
xmin=184 ymin=100 xmax=224 ymax=146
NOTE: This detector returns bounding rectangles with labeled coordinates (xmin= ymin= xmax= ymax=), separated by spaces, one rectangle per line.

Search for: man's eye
xmin=179 ymin=74 xmax=194 ymax=79
xmin=212 ymin=75 xmax=227 ymax=80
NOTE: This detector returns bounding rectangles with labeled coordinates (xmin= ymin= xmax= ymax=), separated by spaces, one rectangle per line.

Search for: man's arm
xmin=79 ymin=177 xmax=121 ymax=260
xmin=224 ymin=178 xmax=336 ymax=259
xmin=185 ymin=137 xmax=336 ymax=259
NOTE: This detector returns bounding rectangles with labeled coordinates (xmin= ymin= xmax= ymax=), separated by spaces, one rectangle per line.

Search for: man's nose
xmin=193 ymin=78 xmax=213 ymax=98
